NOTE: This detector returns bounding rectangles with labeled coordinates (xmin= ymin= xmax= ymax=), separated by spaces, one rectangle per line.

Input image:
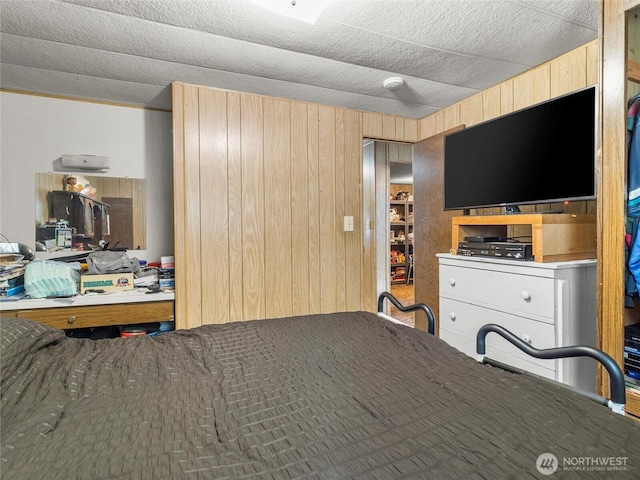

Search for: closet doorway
xmin=363 ymin=139 xmax=415 ymax=327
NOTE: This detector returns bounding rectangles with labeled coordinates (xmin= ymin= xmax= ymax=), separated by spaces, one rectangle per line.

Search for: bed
xmin=2 ymin=296 xmax=640 ymax=480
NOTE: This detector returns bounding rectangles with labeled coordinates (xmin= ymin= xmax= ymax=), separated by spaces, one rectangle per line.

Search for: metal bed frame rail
xmin=376 ymin=292 xmax=626 ymax=415
xmin=476 ymin=324 xmax=626 ymax=415
xmin=377 ymin=291 xmax=435 ymax=335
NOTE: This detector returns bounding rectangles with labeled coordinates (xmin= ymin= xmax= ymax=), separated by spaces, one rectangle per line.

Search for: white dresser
xmin=437 ymin=253 xmax=597 ymax=393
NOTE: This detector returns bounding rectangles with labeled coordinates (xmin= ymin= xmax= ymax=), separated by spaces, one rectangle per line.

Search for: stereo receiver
xmin=457 ymin=241 xmax=533 ymax=261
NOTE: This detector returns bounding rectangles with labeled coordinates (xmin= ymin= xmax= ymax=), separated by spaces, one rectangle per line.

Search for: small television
xmin=443 ymin=85 xmax=596 ymax=213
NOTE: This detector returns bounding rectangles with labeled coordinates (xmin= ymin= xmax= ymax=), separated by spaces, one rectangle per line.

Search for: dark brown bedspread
xmin=2 ymin=312 xmax=639 ymax=479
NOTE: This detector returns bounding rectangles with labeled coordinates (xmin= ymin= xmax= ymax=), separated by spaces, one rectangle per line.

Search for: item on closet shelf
xmin=625 ymin=323 xmax=640 ymax=378
xmin=134 ymin=267 xmax=159 ymax=287
xmin=80 ymin=273 xmax=134 ymax=294
xmin=0 ymin=284 xmax=25 ymax=298
xmin=158 ymin=266 xmax=175 ymax=290
xmin=24 ymin=260 xmax=80 ymax=298
xmin=86 ymin=251 xmax=140 ymax=275
xmin=393 ymin=267 xmax=405 ymax=280
xmin=0 ymin=242 xmax=35 ymax=261
xmin=120 ymin=326 xmax=147 ymax=338
xmin=160 ymin=255 xmax=174 ymax=269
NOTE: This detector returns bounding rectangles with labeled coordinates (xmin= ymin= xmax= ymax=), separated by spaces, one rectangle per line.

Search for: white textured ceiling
xmin=0 ymin=0 xmax=598 ymax=118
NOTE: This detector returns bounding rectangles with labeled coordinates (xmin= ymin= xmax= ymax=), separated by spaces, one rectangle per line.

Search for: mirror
xmin=388 ymin=142 xmax=413 ymax=185
xmin=35 ymin=172 xmax=146 ymax=251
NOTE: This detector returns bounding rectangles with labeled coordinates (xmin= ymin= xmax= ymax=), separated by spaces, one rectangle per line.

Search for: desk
xmin=0 ymin=290 xmax=174 ymax=330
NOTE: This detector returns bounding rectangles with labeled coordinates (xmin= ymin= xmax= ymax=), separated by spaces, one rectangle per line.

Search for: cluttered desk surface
xmin=0 ymin=288 xmax=175 ymax=310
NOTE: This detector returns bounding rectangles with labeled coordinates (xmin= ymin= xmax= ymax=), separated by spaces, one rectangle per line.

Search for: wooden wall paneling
xmin=362 ymin=113 xmax=414 ymax=142
xmin=532 ymin=63 xmax=551 ymax=104
xmin=418 ymin=115 xmax=436 ymax=140
xmin=395 ymin=117 xmax=405 ymax=140
xmin=630 ymin=13 xmax=640 ymax=68
xmin=227 ymin=92 xmax=244 ymax=322
xmin=459 ymin=93 xmax=483 ymax=128
xmin=183 ymin=84 xmax=203 ymax=328
xmin=513 ymin=71 xmax=536 ymax=111
xmin=291 ymin=102 xmax=311 ymax=316
xmin=240 ymin=94 xmax=266 ymax=321
xmin=132 ymin=178 xmax=146 ymax=250
xmin=199 ymin=87 xmax=230 ymax=325
xmin=344 ymin=109 xmax=363 ymax=311
xmin=307 ymin=104 xmax=321 ymax=313
xmin=118 ymin=177 xmax=133 ymax=199
xmin=598 ymin=0 xmax=628 ymax=399
xmin=171 ymin=83 xmax=186 ymax=328
xmin=171 ymin=83 xmax=202 ymax=329
xmin=119 ymin=177 xmax=147 ymax=245
xmin=335 ymin=109 xmax=347 ymax=311
xmin=319 ymin=106 xmax=337 ymax=313
xmin=482 ymin=85 xmax=502 ymax=121
xmin=103 ymin=197 xmax=134 ymax=250
xmin=99 ymin=176 xmax=120 ymax=199
xmin=171 ymin=37 xmax=597 ymax=328
xmin=382 ymin=115 xmax=396 ymax=140
xmin=587 ymin=40 xmax=600 ymax=87
xmin=629 ymin=9 xmax=640 ymax=96
xmin=550 ymin=46 xmax=588 ymax=96
xmin=90 ymin=176 xmax=105 ymax=197
xmin=434 ymin=111 xmax=445 ymax=135
xmin=500 ymin=80 xmax=514 ymax=114
xmin=264 ymin=97 xmax=293 ymax=319
xmin=403 ymin=119 xmax=419 ymax=142
xmin=362 ymin=112 xmax=383 ymax=139
xmin=442 ymin=105 xmax=460 ymax=132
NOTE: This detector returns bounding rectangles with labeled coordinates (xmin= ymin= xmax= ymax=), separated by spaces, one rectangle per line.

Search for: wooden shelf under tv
xmin=451 ymin=213 xmax=597 ymax=263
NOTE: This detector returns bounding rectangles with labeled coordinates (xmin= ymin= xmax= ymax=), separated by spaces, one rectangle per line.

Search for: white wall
xmin=0 ymin=92 xmax=174 ymax=262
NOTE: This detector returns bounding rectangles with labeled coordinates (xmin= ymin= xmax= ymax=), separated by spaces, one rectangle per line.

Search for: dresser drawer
xmin=124 ymin=301 xmax=174 ymax=323
xmin=439 ymin=264 xmax=556 ymax=323
xmin=439 ymin=297 xmax=557 ymax=376
xmin=15 ymin=304 xmax=126 ymax=329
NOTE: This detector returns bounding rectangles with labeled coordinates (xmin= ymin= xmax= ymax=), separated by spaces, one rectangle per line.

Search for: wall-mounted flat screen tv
xmin=443 ymin=85 xmax=596 ymax=213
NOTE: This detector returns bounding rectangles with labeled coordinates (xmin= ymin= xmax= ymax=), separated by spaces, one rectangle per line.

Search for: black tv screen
xmin=443 ymin=86 xmax=596 ymax=212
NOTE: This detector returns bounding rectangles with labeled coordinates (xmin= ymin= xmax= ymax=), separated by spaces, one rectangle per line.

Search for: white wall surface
xmin=0 ymin=92 xmax=174 ymax=262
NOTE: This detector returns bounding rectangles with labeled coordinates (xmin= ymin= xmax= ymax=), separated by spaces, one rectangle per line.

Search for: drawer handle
xmin=67 ymin=316 xmax=76 ymax=324
xmin=448 ymin=278 xmax=456 ymax=286
xmin=449 ymin=312 xmax=456 ymax=321
xmin=521 ymin=334 xmax=531 ymax=344
xmin=521 ymin=290 xmax=531 ymax=301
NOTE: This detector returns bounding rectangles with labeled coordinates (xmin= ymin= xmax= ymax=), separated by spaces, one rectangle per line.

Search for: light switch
xmin=344 ymin=216 xmax=354 ymax=232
